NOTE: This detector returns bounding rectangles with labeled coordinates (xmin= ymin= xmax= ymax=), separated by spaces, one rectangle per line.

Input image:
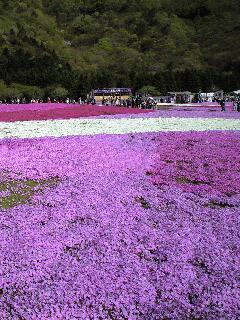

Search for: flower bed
xmin=168 ymin=102 xmax=234 ymax=107
xmin=0 ymin=104 xmax=152 ymax=122
xmin=90 ymin=105 xmax=240 ymax=120
xmin=0 ymin=131 xmax=239 ymax=319
xmin=0 ymin=103 xmax=75 ymax=113
xmin=1 ymin=117 xmax=240 ymax=140
xmin=1 ymin=103 xmax=239 ymax=124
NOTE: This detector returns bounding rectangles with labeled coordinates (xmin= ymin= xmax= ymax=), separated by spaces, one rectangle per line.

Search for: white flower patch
xmin=0 ymin=117 xmax=239 ymax=139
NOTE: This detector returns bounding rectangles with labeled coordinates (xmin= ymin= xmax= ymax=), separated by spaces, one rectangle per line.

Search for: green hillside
xmin=0 ymin=0 xmax=239 ymax=97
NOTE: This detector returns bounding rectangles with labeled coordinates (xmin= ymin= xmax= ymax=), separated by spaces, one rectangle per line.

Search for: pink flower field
xmin=0 ymin=104 xmax=239 ymax=319
xmin=0 ymin=104 xmax=151 ymax=122
xmin=0 ymin=103 xmax=240 ymax=123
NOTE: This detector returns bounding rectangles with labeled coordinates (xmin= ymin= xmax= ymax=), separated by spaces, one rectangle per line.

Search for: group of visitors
xmin=0 ymin=92 xmax=240 ymax=111
xmin=100 ymin=95 xmax=157 ymax=109
xmin=0 ymin=97 xmax=83 ymax=105
xmin=217 ymin=97 xmax=240 ymax=112
xmin=0 ymin=97 xmax=29 ymax=104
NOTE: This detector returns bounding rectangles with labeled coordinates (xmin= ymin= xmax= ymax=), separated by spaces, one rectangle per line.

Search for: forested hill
xmin=0 ymin=0 xmax=239 ymax=98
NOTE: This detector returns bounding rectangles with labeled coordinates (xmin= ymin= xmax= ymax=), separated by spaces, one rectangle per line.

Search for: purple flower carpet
xmin=0 ymin=105 xmax=239 ymax=319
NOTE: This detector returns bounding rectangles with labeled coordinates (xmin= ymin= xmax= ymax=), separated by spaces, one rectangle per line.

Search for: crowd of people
xmin=0 ymin=93 xmax=240 ymax=111
xmin=0 ymin=97 xmax=83 ymax=105
xmin=216 ymin=96 xmax=240 ymax=112
xmin=98 ymin=95 xmax=157 ymax=109
xmin=155 ymin=94 xmax=240 ymax=105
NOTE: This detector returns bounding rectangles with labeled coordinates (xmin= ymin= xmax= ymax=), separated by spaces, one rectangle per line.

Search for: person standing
xmin=220 ymin=99 xmax=226 ymax=112
xmin=237 ymin=99 xmax=240 ymax=112
xmin=233 ymin=99 xmax=238 ymax=111
xmin=132 ymin=97 xmax=135 ymax=108
xmin=110 ymin=96 xmax=113 ymax=106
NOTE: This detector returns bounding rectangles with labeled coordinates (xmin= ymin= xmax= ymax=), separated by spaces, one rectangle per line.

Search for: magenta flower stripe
xmin=0 ymin=104 xmax=151 ymax=122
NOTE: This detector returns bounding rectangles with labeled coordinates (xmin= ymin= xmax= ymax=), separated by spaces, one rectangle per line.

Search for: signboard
xmin=93 ymin=88 xmax=132 ymax=95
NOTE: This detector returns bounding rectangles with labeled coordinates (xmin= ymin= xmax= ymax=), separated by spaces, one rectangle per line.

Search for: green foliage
xmin=0 ymin=174 xmax=61 ymax=209
xmin=0 ymin=81 xmax=44 ymax=99
xmin=0 ymin=0 xmax=239 ymax=95
xmin=138 ymin=86 xmax=161 ymax=96
xmin=49 ymin=86 xmax=69 ymax=100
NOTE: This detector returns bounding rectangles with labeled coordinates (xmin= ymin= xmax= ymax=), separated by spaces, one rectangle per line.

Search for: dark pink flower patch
xmin=0 ymin=104 xmax=151 ymax=122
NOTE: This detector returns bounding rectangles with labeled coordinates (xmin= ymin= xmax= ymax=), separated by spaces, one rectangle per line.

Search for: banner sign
xmin=93 ymin=88 xmax=132 ymax=95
